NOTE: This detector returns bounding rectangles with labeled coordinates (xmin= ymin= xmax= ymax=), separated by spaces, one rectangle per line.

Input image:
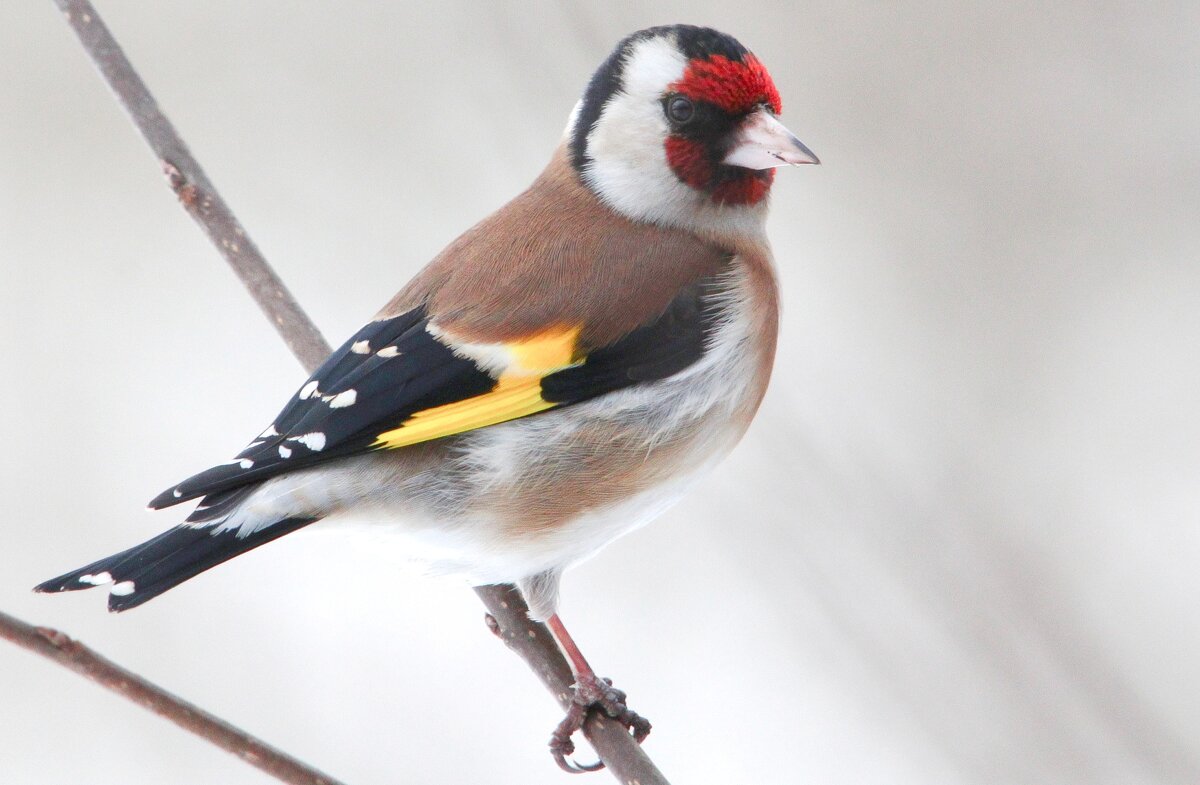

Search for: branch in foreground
xmin=0 ymin=609 xmax=345 ymax=785
xmin=14 ymin=1 xmax=670 ymax=782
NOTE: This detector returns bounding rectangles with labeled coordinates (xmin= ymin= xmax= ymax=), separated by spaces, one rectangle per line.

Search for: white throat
xmin=565 ymin=35 xmax=769 ymax=242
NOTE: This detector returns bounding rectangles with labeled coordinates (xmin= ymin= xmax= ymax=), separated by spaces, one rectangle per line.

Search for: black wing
xmin=149 ymin=277 xmax=725 ymax=510
xmin=149 ymin=306 xmax=493 ymax=507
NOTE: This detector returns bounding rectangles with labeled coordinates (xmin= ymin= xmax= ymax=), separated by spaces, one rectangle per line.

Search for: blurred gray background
xmin=2 ymin=2 xmax=1198 ymax=784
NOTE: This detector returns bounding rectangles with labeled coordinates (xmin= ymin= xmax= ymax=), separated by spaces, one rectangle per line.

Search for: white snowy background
xmin=1 ymin=2 xmax=1198 ymax=784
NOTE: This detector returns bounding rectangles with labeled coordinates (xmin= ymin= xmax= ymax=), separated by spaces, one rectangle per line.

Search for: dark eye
xmin=666 ymin=96 xmax=694 ymax=124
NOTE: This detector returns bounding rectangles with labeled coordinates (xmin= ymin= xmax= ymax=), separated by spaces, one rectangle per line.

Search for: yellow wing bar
xmin=371 ymin=325 xmax=581 ymax=450
xmin=371 ymin=374 xmax=558 ymax=449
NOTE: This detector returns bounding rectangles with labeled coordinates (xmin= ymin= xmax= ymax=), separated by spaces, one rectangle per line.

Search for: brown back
xmin=379 ymin=146 xmax=732 ymax=350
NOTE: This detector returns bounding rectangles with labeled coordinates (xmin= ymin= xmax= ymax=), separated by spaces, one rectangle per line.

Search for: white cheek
xmin=583 ymin=37 xmax=698 ymax=227
xmin=586 ymin=35 xmax=684 ymax=178
xmin=587 ymin=98 xmax=674 ymax=192
xmin=620 ymin=35 xmax=688 ymax=95
xmin=578 ymin=34 xmax=770 ymax=239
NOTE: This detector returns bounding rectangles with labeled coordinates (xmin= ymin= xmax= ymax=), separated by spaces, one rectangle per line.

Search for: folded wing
xmin=150 ymin=277 xmax=723 ymax=510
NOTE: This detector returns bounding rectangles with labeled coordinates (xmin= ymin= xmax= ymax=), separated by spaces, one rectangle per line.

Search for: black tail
xmin=34 ymin=515 xmax=317 ymax=612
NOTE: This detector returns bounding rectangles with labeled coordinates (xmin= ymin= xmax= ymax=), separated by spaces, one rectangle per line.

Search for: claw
xmin=552 ymin=748 xmax=605 ymax=774
xmin=549 ymin=701 xmax=607 ymax=773
xmin=547 ymin=673 xmax=651 ymax=773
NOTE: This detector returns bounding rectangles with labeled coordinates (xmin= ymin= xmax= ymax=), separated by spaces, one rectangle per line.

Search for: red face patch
xmin=666 ymin=136 xmax=774 ymax=206
xmin=664 ymin=53 xmax=782 ymax=206
xmin=712 ymin=169 xmax=774 ymax=205
xmin=663 ymin=137 xmax=711 ymax=191
xmin=669 ymin=54 xmax=782 ymax=116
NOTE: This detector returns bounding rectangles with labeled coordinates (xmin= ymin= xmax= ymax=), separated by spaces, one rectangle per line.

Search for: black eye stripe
xmin=663 ymin=99 xmax=740 ymax=142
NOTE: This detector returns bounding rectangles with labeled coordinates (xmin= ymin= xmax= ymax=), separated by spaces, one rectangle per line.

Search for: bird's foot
xmin=549 ymin=674 xmax=651 ymax=773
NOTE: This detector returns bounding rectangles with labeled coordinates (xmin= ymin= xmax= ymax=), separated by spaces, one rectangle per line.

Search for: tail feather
xmin=34 ymin=515 xmax=317 ymax=612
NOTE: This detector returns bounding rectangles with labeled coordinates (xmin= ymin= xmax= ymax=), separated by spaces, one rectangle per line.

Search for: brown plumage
xmin=382 ymin=144 xmax=731 ymax=349
xmin=35 ymin=24 xmax=817 ymax=771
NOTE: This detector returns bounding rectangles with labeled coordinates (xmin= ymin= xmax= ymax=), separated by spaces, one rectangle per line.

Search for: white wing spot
xmin=299 ymin=380 xmax=320 ymax=400
xmin=278 ymin=445 xmax=293 ymax=459
xmin=328 ymin=389 xmax=358 ymax=409
xmin=110 ymin=581 xmax=136 ymax=597
xmin=425 ymin=321 xmax=514 ymax=375
xmin=351 ymin=340 xmax=371 ymax=354
xmin=79 ymin=572 xmax=112 ymax=586
xmin=238 ymin=458 xmax=254 ymax=469
xmin=376 ymin=346 xmax=400 ymax=358
xmin=260 ymin=424 xmax=280 ymax=438
xmin=289 ymin=432 xmax=327 ymax=451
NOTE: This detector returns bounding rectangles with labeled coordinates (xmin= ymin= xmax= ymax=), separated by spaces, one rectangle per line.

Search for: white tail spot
xmin=328 ymin=389 xmax=358 ymax=408
xmin=110 ymin=581 xmax=136 ymax=596
xmin=376 ymin=346 xmax=400 ymax=358
xmin=299 ymin=380 xmax=320 ymax=400
xmin=351 ymin=340 xmax=371 ymax=354
xmin=278 ymin=445 xmax=293 ymax=459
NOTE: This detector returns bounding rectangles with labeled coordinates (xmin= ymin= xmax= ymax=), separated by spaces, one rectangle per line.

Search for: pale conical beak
xmin=723 ymin=109 xmax=820 ymax=169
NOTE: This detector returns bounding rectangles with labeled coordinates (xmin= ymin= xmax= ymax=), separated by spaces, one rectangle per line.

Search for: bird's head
xmin=568 ymin=25 xmax=818 ymax=234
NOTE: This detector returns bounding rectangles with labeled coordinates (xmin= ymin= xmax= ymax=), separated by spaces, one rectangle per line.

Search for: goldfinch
xmin=37 ymin=24 xmax=817 ymax=768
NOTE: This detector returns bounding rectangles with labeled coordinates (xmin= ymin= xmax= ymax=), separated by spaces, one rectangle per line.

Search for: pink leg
xmin=544 ymin=613 xmax=652 ymax=774
xmin=546 ymin=613 xmax=597 ymax=680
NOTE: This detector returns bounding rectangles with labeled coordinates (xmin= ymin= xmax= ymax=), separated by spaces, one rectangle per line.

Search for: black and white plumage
xmin=150 ymin=279 xmax=724 ymax=510
xmin=37 ymin=272 xmax=732 ymax=614
xmin=34 ymin=18 xmax=818 ymax=633
xmin=35 ymin=23 xmax=818 ymax=767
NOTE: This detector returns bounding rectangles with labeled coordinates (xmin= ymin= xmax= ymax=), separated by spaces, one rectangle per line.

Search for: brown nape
xmin=377 ymin=145 xmax=731 ymax=351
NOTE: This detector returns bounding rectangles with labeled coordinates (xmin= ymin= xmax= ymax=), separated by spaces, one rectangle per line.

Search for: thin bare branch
xmin=4 ymin=0 xmax=671 ymax=782
xmin=477 ymin=586 xmax=670 ymax=782
xmin=0 ymin=609 xmax=345 ymax=785
xmin=53 ymin=0 xmax=331 ymax=371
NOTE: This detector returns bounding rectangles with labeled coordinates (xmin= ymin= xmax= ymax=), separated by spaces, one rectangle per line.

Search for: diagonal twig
xmin=0 ymin=608 xmax=345 ymax=785
xmin=3 ymin=1 xmax=671 ymax=782
xmin=53 ymin=0 xmax=331 ymax=372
